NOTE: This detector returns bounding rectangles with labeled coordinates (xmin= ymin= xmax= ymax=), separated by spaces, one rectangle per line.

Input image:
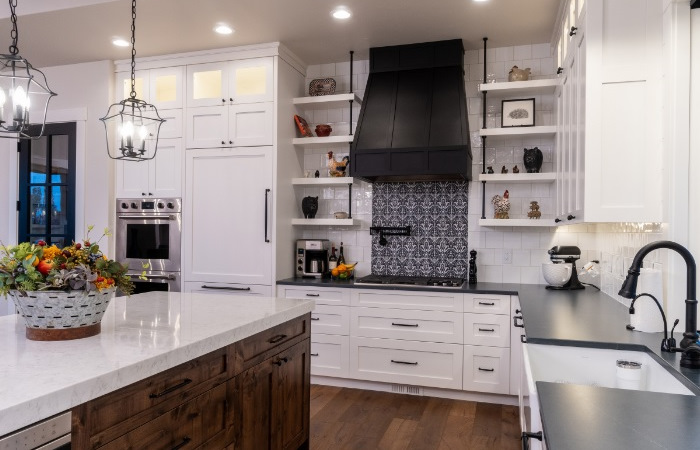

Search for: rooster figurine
xmin=327 ymin=151 xmax=349 ymax=177
xmin=491 ymin=190 xmax=510 ymax=219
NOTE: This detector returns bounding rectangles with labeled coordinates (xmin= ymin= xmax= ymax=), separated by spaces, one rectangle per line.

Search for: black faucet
xmin=618 ymin=240 xmax=700 ymax=368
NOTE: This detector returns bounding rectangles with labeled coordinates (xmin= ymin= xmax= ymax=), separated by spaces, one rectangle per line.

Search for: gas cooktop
xmin=354 ymin=275 xmax=465 ymax=288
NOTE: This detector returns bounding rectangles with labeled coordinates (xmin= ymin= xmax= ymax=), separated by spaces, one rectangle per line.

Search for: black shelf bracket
xmin=481 ymin=37 xmax=488 ymax=220
xmin=370 ymin=226 xmax=411 ymax=246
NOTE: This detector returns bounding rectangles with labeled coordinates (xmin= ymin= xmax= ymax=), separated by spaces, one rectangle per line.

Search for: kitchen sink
xmin=524 ymin=344 xmax=695 ymax=396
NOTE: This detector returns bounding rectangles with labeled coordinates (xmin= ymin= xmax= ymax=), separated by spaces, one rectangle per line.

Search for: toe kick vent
xmin=391 ymin=384 xmax=423 ymax=395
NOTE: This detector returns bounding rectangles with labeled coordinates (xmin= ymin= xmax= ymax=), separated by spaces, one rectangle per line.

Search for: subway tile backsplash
xmin=298 ymin=45 xmax=667 ymax=287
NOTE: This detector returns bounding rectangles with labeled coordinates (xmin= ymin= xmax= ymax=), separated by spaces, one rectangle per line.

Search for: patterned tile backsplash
xmin=370 ymin=181 xmax=469 ymax=277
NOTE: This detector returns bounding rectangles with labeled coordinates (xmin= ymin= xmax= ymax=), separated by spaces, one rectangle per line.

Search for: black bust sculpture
xmin=468 ymin=249 xmax=477 ymax=285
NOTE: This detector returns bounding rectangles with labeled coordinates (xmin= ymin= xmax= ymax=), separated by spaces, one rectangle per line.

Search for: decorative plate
xmin=294 ymin=114 xmax=313 ymax=137
xmin=309 ymin=78 xmax=336 ymax=96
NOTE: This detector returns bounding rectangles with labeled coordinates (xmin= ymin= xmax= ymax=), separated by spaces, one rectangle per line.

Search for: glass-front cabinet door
xmin=116 ymin=69 xmax=149 ymax=102
xmin=149 ymin=66 xmax=184 ymax=110
xmin=229 ymin=57 xmax=274 ymax=104
xmin=187 ymin=62 xmax=229 ymax=108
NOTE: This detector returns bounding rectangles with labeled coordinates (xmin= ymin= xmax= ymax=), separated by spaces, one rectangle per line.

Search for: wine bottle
xmin=328 ymin=247 xmax=338 ymax=270
xmin=338 ymin=242 xmax=346 ymax=265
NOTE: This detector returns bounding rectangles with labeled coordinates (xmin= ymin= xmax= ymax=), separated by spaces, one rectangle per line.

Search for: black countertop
xmin=277 ymin=277 xmax=700 ymax=449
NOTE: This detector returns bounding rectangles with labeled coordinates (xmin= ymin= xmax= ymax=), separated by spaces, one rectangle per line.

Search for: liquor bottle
xmin=338 ymin=242 xmax=346 ymax=265
xmin=328 ymin=247 xmax=338 ymax=270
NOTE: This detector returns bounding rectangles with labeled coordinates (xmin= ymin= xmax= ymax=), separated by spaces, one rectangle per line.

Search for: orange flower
xmin=42 ymin=245 xmax=62 ymax=261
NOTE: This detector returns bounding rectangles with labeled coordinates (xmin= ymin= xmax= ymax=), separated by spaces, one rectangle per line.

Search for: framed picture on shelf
xmin=501 ymin=98 xmax=535 ymax=127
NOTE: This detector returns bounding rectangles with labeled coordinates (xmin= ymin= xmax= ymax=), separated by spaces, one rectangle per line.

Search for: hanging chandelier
xmin=0 ymin=0 xmax=56 ymax=139
xmin=100 ymin=0 xmax=164 ymax=161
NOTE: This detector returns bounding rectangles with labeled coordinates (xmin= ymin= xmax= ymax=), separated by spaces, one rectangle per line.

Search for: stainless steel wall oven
xmin=116 ymin=198 xmax=181 ymax=294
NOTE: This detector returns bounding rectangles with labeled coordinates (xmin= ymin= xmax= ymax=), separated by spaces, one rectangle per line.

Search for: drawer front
xmin=311 ymin=305 xmax=350 ymax=335
xmin=351 ymin=308 xmax=463 ymax=344
xmin=463 ymin=345 xmax=510 ymax=395
xmin=185 ymin=281 xmax=272 ymax=297
xmin=463 ymin=293 xmax=511 ymax=315
xmin=350 ymin=337 xmax=463 ymax=390
xmin=99 ymin=382 xmax=231 ymax=450
xmin=78 ymin=348 xmax=229 ymax=447
xmin=279 ymin=286 xmax=349 ymax=306
xmin=234 ymin=314 xmax=311 ymax=374
xmin=311 ymin=334 xmax=350 ymax=378
xmin=464 ymin=313 xmax=511 ymax=347
xmin=352 ymin=290 xmax=463 ymax=312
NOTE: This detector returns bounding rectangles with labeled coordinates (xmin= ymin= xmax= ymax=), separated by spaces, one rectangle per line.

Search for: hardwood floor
xmin=309 ymin=385 xmax=521 ymax=450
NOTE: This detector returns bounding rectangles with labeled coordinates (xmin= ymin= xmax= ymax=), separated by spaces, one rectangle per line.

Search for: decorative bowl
xmin=334 ymin=211 xmax=348 ymax=219
xmin=542 ymin=263 xmax=572 ymax=287
xmin=315 ymin=124 xmax=332 ymax=137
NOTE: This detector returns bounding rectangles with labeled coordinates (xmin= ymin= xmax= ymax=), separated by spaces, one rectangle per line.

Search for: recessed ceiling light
xmin=214 ymin=24 xmax=234 ymax=35
xmin=112 ymin=38 xmax=129 ymax=47
xmin=331 ymin=6 xmax=352 ymax=20
xmin=474 ymin=0 xmax=489 ymax=2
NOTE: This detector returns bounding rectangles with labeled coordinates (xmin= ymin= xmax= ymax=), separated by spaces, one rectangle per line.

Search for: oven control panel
xmin=116 ymin=198 xmax=182 ymax=213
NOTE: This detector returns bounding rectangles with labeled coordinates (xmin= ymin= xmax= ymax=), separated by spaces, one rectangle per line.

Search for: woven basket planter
xmin=9 ymin=288 xmax=115 ymax=341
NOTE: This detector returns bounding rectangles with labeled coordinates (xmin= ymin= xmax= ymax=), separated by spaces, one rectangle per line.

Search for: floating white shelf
xmin=478 ymin=173 xmax=556 ymax=184
xmin=291 ymin=218 xmax=359 ymax=226
xmin=292 ymin=135 xmax=354 ymax=146
xmin=291 ymin=177 xmax=354 ymax=186
xmin=479 ymin=219 xmax=556 ymax=227
xmin=479 ymin=126 xmax=557 ymax=137
xmin=293 ymin=93 xmax=363 ymax=109
xmin=478 ymin=79 xmax=560 ymax=98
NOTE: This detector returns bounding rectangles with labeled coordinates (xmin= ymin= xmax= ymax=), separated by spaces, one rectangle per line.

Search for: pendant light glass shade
xmin=100 ymin=0 xmax=164 ymax=162
xmin=0 ymin=1 xmax=56 ymax=139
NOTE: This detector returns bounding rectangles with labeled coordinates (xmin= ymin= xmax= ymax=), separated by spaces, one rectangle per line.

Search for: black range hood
xmin=350 ymin=39 xmax=471 ymax=182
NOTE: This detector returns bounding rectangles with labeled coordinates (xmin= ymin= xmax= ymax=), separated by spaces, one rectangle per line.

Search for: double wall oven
xmin=115 ymin=198 xmax=181 ymax=294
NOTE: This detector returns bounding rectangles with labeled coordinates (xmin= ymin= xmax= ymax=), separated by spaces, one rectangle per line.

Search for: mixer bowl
xmin=542 ymin=263 xmax=572 ymax=287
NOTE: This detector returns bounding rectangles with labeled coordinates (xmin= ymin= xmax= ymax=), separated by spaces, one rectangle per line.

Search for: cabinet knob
xmin=221 ymin=141 xmax=226 ymax=145
xmin=567 ymin=215 xmax=576 ymax=221
xmin=554 ymin=218 xmax=562 ymax=223
xmin=221 ymin=98 xmax=226 ymax=103
xmin=148 ymin=192 xmax=153 ymax=196
xmin=569 ymin=26 xmax=578 ymax=36
xmin=229 ymin=97 xmax=234 ymax=102
xmin=229 ymin=140 xmax=233 ymax=145
xmin=557 ymin=67 xmax=564 ymax=75
xmin=141 ymin=192 xmax=146 ymax=196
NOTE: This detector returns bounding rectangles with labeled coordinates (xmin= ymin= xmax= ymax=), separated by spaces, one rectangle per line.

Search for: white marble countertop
xmin=0 ymin=291 xmax=315 ymax=437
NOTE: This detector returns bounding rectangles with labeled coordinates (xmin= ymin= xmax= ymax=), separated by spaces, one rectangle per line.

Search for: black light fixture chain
xmin=8 ymin=0 xmax=18 ymax=55
xmin=129 ymin=0 xmax=137 ymax=98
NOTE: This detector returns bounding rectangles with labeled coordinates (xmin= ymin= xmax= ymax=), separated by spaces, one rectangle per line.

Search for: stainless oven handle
xmin=117 ymin=214 xmax=175 ymax=220
xmin=128 ymin=273 xmax=176 ymax=280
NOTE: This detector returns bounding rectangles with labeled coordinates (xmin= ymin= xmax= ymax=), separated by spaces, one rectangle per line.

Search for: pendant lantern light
xmin=100 ymin=0 xmax=164 ymax=161
xmin=0 ymin=0 xmax=56 ymax=139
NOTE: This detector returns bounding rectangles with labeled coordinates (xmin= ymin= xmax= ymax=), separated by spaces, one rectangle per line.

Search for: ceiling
xmin=0 ymin=0 xmax=560 ymax=68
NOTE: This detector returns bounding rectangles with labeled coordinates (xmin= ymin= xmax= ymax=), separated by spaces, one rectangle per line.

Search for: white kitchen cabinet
xmin=463 ymin=293 xmax=511 ymax=315
xmin=351 ymin=308 xmax=464 ymax=344
xmin=554 ymin=0 xmax=663 ymax=223
xmin=183 ymin=281 xmax=272 ymax=297
xmin=311 ymin=334 xmax=350 ymax=378
xmin=510 ymin=297 xmax=524 ymax=396
xmin=463 ymin=345 xmax=511 ymax=395
xmin=277 ymin=286 xmax=350 ymax=306
xmin=116 ymin=66 xmax=184 ymax=110
xmin=115 ymin=138 xmax=183 ymax=198
xmin=184 ymin=146 xmax=273 ymax=285
xmin=463 ymin=313 xmax=510 ymax=348
xmin=186 ymin=101 xmax=273 ymax=149
xmin=311 ymin=304 xmax=351 ymax=335
xmin=351 ymin=289 xmax=463 ymax=312
xmin=186 ymin=57 xmax=274 ymax=108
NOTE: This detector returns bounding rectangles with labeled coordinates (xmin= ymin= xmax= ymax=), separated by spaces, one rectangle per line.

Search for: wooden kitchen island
xmin=0 ymin=291 xmax=314 ymax=449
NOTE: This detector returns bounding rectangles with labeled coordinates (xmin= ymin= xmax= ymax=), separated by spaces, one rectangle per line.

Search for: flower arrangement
xmin=0 ymin=226 xmax=134 ymax=296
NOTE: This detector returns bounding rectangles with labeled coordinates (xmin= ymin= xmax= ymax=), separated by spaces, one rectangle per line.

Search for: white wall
xmin=0 ymin=60 xmax=114 ymax=251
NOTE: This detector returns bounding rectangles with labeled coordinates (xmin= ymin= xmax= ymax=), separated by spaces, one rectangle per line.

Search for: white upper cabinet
xmin=554 ymin=0 xmax=663 ymax=224
xmin=116 ymin=69 xmax=149 ymax=102
xmin=185 ymin=102 xmax=273 ymax=149
xmin=116 ymin=66 xmax=184 ymax=110
xmin=115 ymin=138 xmax=183 ymax=198
xmin=186 ymin=57 xmax=274 ymax=108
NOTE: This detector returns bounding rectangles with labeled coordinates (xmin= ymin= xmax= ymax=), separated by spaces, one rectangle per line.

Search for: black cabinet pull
xmin=391 ymin=322 xmax=419 ymax=327
xmin=273 ymin=357 xmax=289 ymax=366
xmin=391 ymin=359 xmax=418 ymax=365
xmin=478 ymin=328 xmax=495 ymax=332
xmin=557 ymin=67 xmax=564 ymax=75
xmin=141 ymin=192 xmax=146 ymax=196
xmin=513 ymin=315 xmax=524 ymax=328
xmin=264 ymin=188 xmax=271 ymax=243
xmin=311 ymin=317 xmax=320 ymax=321
xmin=305 ymin=293 xmax=320 ymax=297
xmin=268 ymin=334 xmax=287 ymax=344
xmin=201 ymin=285 xmax=251 ymax=291
xmin=567 ymin=215 xmax=576 ymax=220
xmin=516 ymin=309 xmax=521 ymax=314
xmin=554 ymin=218 xmax=562 ymax=223
xmin=569 ymin=26 xmax=578 ymax=36
xmin=311 ymin=353 xmax=319 ymax=357
xmin=521 ymin=335 xmax=528 ymax=343
xmin=171 ymin=437 xmax=191 ymax=450
xmin=149 ymin=378 xmax=192 ymax=399
xmin=478 ymin=367 xmax=495 ymax=372
xmin=478 ymin=301 xmax=495 ymax=306
xmin=522 ymin=431 xmax=543 ymax=450
xmin=222 ymin=98 xmax=226 ymax=103
xmin=221 ymin=140 xmax=225 ymax=145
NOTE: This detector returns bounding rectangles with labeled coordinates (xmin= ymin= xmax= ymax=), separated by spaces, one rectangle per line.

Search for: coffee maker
xmin=295 ymin=239 xmax=330 ymax=278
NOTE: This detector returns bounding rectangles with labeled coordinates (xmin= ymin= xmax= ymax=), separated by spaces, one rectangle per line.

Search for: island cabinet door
xmin=184 ymin=147 xmax=273 ymax=286
xmin=233 ymin=339 xmax=310 ymax=450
